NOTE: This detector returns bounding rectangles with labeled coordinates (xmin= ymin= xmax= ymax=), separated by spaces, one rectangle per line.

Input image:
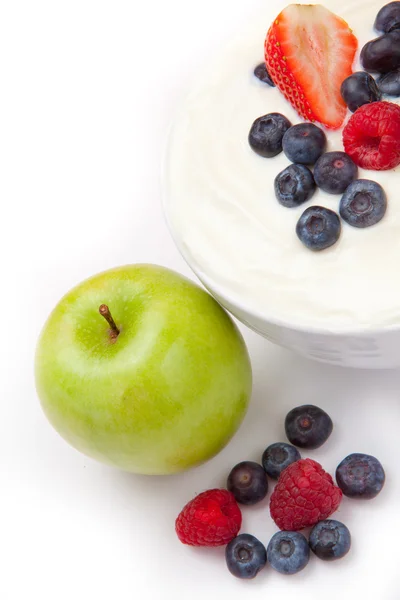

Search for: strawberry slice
xmin=265 ymin=4 xmax=357 ymax=130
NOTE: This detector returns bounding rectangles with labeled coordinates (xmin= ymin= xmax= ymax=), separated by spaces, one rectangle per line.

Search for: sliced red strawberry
xmin=265 ymin=4 xmax=357 ymax=129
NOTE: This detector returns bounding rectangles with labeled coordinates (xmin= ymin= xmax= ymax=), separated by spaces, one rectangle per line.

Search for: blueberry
xmin=282 ymin=123 xmax=327 ymax=165
xmin=361 ymin=30 xmax=400 ymax=73
xmin=336 ymin=453 xmax=385 ymax=499
xmin=274 ymin=164 xmax=316 ymax=208
xmin=378 ymin=69 xmax=400 ymax=95
xmin=314 ymin=151 xmax=358 ymax=194
xmin=285 ymin=405 xmax=333 ymax=449
xmin=375 ymin=1 xmax=400 ymax=32
xmin=254 ymin=62 xmax=275 ymax=87
xmin=267 ymin=531 xmax=310 ymax=575
xmin=262 ymin=442 xmax=301 ymax=479
xmin=227 ymin=461 xmax=268 ymax=505
xmin=340 ymin=71 xmax=381 ymax=112
xmin=225 ymin=534 xmax=267 ymax=579
xmin=309 ymin=520 xmax=351 ymax=561
xmin=339 ymin=179 xmax=387 ymax=228
xmin=249 ymin=113 xmax=292 ymax=158
xmin=296 ymin=206 xmax=341 ymax=251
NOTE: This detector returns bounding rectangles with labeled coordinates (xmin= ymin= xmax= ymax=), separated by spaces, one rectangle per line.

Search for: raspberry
xmin=343 ymin=101 xmax=400 ymax=170
xmin=270 ymin=459 xmax=342 ymax=531
xmin=175 ymin=489 xmax=242 ymax=547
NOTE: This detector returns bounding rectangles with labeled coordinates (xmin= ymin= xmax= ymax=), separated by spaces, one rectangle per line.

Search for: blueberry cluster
xmin=248 ymin=5 xmax=400 ymax=251
xmin=224 ymin=404 xmax=385 ymax=580
xmin=248 ymin=108 xmax=387 ymax=251
xmin=340 ymin=2 xmax=400 ymax=110
xmin=228 ymin=519 xmax=351 ymax=577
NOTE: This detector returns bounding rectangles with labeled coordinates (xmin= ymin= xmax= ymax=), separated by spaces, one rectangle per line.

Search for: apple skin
xmin=35 ymin=265 xmax=252 ymax=474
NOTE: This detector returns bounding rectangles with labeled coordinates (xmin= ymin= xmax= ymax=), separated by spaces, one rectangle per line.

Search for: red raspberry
xmin=175 ymin=489 xmax=242 ymax=547
xmin=343 ymin=101 xmax=400 ymax=170
xmin=270 ymin=459 xmax=342 ymax=531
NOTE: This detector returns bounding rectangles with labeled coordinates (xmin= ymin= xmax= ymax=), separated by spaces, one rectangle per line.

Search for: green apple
xmin=35 ymin=264 xmax=252 ymax=474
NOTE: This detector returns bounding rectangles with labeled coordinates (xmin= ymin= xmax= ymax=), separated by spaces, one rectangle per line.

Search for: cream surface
xmin=165 ymin=0 xmax=400 ymax=329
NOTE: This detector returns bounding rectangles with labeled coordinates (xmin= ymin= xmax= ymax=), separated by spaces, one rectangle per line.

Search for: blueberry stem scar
xmin=99 ymin=304 xmax=120 ymax=339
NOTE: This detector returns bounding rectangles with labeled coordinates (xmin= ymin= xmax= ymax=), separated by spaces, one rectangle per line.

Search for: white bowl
xmin=162 ymin=0 xmax=400 ymax=370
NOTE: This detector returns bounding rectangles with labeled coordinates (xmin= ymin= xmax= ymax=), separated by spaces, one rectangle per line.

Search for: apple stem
xmin=99 ymin=304 xmax=120 ymax=339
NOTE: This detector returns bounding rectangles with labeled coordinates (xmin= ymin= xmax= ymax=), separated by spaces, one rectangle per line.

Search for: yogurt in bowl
xmin=164 ymin=0 xmax=400 ymax=368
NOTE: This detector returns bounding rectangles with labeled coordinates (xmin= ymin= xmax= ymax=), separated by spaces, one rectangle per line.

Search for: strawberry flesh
xmin=265 ymin=4 xmax=358 ymax=129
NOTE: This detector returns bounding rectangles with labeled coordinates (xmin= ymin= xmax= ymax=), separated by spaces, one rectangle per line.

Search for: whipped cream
xmin=165 ymin=0 xmax=400 ymax=330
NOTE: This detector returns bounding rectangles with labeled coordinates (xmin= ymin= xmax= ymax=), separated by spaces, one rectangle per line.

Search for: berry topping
xmin=340 ymin=179 xmax=387 ymax=228
xmin=264 ymin=4 xmax=357 ymax=129
xmin=336 ymin=453 xmax=385 ymax=499
xmin=343 ymin=101 xmax=400 ymax=170
xmin=225 ymin=534 xmax=267 ymax=579
xmin=314 ymin=151 xmax=358 ymax=194
xmin=341 ymin=71 xmax=381 ymax=113
xmin=309 ymin=520 xmax=351 ymax=561
xmin=227 ymin=461 xmax=268 ymax=505
xmin=282 ymin=123 xmax=327 ymax=165
xmin=175 ymin=489 xmax=242 ymax=546
xmin=296 ymin=206 xmax=341 ymax=251
xmin=254 ymin=62 xmax=275 ymax=87
xmin=248 ymin=113 xmax=292 ymax=158
xmin=274 ymin=164 xmax=316 ymax=208
xmin=270 ymin=459 xmax=342 ymax=531
xmin=361 ymin=30 xmax=400 ymax=73
xmin=262 ymin=442 xmax=301 ymax=480
xmin=270 ymin=458 xmax=342 ymax=531
xmin=285 ymin=405 xmax=333 ymax=450
xmin=378 ymin=69 xmax=400 ymax=95
xmin=267 ymin=531 xmax=310 ymax=574
xmin=375 ymin=1 xmax=400 ymax=33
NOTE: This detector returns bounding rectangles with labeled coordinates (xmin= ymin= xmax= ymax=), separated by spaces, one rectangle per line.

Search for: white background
xmin=1 ymin=1 xmax=400 ymax=598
